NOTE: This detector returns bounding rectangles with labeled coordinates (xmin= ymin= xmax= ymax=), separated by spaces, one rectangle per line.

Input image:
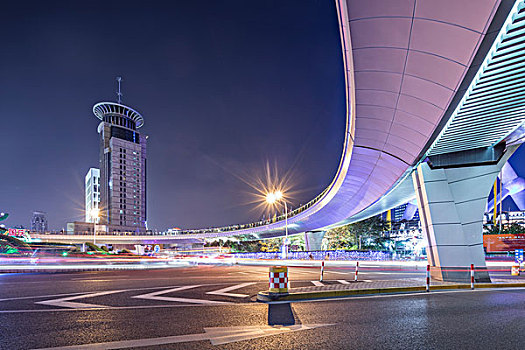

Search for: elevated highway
xmin=157 ymin=0 xmax=524 ymax=239
xmin=43 ymin=0 xmax=525 ymax=281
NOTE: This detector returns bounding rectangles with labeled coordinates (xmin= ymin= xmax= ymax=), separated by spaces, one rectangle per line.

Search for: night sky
xmin=1 ymin=1 xmax=345 ymax=230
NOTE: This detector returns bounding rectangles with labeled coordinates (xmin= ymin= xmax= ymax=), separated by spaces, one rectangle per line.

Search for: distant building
xmin=92 ymin=79 xmax=147 ymax=233
xmin=484 ymin=210 xmax=525 ymax=226
xmin=85 ymin=168 xmax=101 ymax=223
xmin=31 ymin=211 xmax=48 ymax=232
xmin=66 ymin=221 xmax=106 ymax=235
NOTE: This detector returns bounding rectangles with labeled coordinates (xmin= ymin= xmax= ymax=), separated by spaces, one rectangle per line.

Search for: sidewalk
xmin=290 ymin=278 xmax=453 ymax=293
xmin=258 ymin=277 xmax=525 ymax=303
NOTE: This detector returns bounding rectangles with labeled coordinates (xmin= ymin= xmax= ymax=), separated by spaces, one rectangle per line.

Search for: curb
xmin=256 ymin=282 xmax=525 ymax=303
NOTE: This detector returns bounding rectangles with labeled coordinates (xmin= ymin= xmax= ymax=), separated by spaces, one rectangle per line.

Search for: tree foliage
xmin=323 ymin=216 xmax=390 ymax=250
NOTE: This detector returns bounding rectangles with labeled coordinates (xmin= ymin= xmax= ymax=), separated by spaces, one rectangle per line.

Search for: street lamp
xmin=90 ymin=208 xmax=99 ymax=245
xmin=266 ymin=190 xmax=289 ymax=259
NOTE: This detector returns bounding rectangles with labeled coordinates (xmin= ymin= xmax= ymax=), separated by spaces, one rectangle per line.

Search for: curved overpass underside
xmin=42 ymin=0 xmax=525 ymax=260
xmin=174 ymin=0 xmax=518 ymax=240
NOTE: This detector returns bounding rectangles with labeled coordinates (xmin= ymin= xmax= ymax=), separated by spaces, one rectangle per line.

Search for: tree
xmin=323 ymin=216 xmax=390 ymax=250
xmin=260 ymin=238 xmax=282 ymax=252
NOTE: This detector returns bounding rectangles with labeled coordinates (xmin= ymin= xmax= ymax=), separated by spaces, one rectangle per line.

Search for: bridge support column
xmin=412 ymin=146 xmax=516 ymax=282
xmin=304 ymin=231 xmax=325 ymax=251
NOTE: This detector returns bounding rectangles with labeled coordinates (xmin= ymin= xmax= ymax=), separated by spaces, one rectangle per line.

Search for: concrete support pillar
xmin=412 ymin=147 xmax=515 ymax=282
xmin=304 ymin=231 xmax=325 ymax=251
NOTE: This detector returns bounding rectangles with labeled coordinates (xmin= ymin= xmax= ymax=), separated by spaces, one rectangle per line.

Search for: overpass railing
xmin=32 ymin=187 xmax=330 ymax=237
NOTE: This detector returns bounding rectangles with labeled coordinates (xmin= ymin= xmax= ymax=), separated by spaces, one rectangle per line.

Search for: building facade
xmin=93 ymin=101 xmax=147 ymax=233
xmin=85 ymin=168 xmax=100 ymax=223
xmin=31 ymin=211 xmax=48 ymax=232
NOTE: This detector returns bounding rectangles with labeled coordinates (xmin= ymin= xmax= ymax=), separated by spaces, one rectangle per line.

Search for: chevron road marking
xmin=132 ymin=285 xmax=231 ymax=305
xmin=36 ymin=290 xmax=124 ymax=309
xmin=32 ymin=324 xmax=334 ymax=349
xmin=311 ymin=281 xmax=324 ymax=286
xmin=337 ymin=280 xmax=351 ymax=284
xmin=206 ymin=282 xmax=257 ymax=298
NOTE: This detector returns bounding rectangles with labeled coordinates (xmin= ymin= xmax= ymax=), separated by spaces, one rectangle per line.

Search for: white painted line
xmin=0 ymin=291 xmax=88 ymax=302
xmin=206 ymin=282 xmax=256 ymax=298
xmin=0 ymin=302 xmax=248 ymax=314
xmin=36 ymin=290 xmax=124 ymax=309
xmin=337 ymin=280 xmax=351 ymax=285
xmin=267 ymin=287 xmax=525 ymax=305
xmin=311 ymin=281 xmax=324 ymax=286
xmin=0 ymin=282 xmax=262 ymax=303
xmin=132 ymin=285 xmax=231 ymax=305
xmin=32 ymin=324 xmax=333 ymax=349
xmin=360 ymin=272 xmax=422 ymax=275
xmin=287 ymin=270 xmax=313 ymax=275
xmin=327 ymin=271 xmax=349 ymax=275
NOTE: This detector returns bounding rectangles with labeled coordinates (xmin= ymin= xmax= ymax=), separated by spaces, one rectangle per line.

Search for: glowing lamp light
xmin=90 ymin=208 xmax=100 ymax=219
xmin=266 ymin=192 xmax=276 ymax=204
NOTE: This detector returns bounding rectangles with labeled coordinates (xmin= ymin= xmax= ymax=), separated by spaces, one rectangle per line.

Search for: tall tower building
xmin=93 ymin=78 xmax=147 ymax=233
xmin=31 ymin=211 xmax=48 ymax=232
xmin=85 ymin=168 xmax=100 ymax=223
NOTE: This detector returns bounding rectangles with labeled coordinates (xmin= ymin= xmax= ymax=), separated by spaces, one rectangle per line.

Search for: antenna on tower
xmin=116 ymin=76 xmax=123 ymax=103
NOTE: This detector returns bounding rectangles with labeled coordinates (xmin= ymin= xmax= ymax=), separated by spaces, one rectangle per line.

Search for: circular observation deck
xmin=93 ymin=102 xmax=144 ymax=129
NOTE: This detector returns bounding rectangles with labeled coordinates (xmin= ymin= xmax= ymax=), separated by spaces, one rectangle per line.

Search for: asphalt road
xmin=1 ymin=264 xmax=524 ymax=349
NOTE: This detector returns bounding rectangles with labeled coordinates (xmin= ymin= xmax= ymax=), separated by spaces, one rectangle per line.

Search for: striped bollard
xmin=470 ymin=264 xmax=475 ymax=290
xmin=426 ymin=264 xmax=430 ymax=292
xmin=269 ymin=266 xmax=288 ymax=294
xmin=354 ymin=261 xmax=359 ymax=282
xmin=320 ymin=260 xmax=325 ymax=282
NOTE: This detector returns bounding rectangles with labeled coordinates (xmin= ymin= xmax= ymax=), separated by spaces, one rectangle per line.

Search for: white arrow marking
xmin=337 ymin=280 xmax=351 ymax=285
xmin=311 ymin=281 xmax=324 ymax=286
xmin=32 ymin=324 xmax=333 ymax=349
xmin=206 ymin=282 xmax=256 ymax=298
xmin=36 ymin=290 xmax=124 ymax=309
xmin=132 ymin=285 xmax=231 ymax=305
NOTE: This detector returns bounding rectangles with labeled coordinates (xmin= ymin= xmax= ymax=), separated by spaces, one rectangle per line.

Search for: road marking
xmin=267 ymin=287 xmax=525 ymax=305
xmin=327 ymin=271 xmax=350 ymax=275
xmin=337 ymin=280 xmax=351 ymax=285
xmin=32 ymin=324 xmax=333 ymax=349
xmin=0 ymin=283 xmax=263 ymax=303
xmin=36 ymin=290 xmax=124 ymax=309
xmin=206 ymin=282 xmax=256 ymax=298
xmin=0 ymin=291 xmax=89 ymax=302
xmin=311 ymin=281 xmax=324 ymax=286
xmin=360 ymin=272 xmax=423 ymax=275
xmin=288 ymin=270 xmax=313 ymax=275
xmin=132 ymin=285 xmax=231 ymax=305
xmin=0 ymin=303 xmax=250 ymax=314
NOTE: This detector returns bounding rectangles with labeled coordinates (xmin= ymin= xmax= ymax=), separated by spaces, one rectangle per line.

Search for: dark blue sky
xmin=0 ymin=1 xmax=345 ymax=230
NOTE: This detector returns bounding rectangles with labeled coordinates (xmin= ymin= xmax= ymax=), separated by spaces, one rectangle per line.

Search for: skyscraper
xmin=92 ymin=79 xmax=147 ymax=233
xmin=31 ymin=211 xmax=48 ymax=232
xmin=85 ymin=168 xmax=100 ymax=223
